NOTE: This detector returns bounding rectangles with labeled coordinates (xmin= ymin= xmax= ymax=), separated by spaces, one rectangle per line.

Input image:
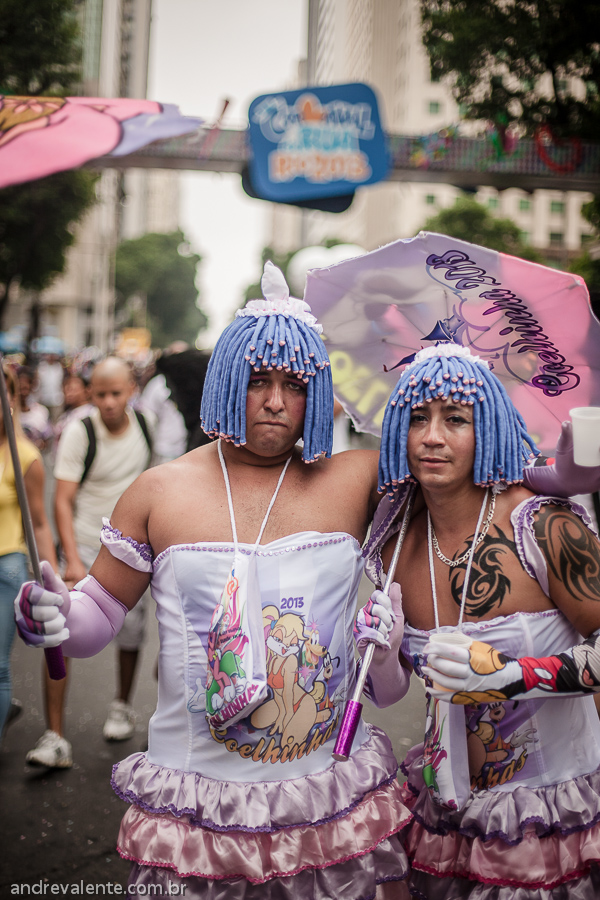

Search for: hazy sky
xmin=148 ymin=0 xmax=308 ymax=345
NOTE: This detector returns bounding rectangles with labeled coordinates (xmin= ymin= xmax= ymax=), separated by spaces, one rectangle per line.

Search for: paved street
xmin=1 ymin=573 xmax=426 ymax=894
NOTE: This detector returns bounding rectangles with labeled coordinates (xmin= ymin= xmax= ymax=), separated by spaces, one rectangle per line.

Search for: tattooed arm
xmin=533 ymin=504 xmax=600 ymax=638
xmin=423 ymin=505 xmax=600 ymax=705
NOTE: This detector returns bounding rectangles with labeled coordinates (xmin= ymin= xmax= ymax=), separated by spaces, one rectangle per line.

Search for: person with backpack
xmin=26 ymin=357 xmax=155 ymax=768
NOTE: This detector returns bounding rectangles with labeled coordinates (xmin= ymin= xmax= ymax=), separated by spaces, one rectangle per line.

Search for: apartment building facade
xmin=269 ymin=0 xmax=593 ymax=268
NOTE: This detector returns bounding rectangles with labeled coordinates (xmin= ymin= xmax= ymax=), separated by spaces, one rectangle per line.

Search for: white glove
xmin=423 ymin=638 xmax=523 ymax=704
xmin=362 ymin=582 xmax=410 ymax=708
xmin=14 ymin=561 xmax=71 ymax=649
xmin=354 ymin=589 xmax=396 ymax=651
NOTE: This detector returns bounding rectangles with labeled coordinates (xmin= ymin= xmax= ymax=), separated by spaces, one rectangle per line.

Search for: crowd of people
xmin=2 ymin=342 xmax=194 ymax=765
xmin=6 ymin=262 xmax=600 ymax=898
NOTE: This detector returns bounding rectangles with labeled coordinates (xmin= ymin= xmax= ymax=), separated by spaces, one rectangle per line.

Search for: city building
xmin=5 ymin=0 xmax=180 ymax=351
xmin=269 ymin=0 xmax=594 ymax=269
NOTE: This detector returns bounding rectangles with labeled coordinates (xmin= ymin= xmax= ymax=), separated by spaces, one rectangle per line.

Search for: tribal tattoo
xmin=449 ymin=526 xmax=516 ymax=618
xmin=533 ymin=505 xmax=600 ymax=604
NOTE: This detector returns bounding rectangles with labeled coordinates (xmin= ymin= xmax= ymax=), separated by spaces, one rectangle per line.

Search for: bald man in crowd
xmin=26 ymin=357 xmax=155 ymax=768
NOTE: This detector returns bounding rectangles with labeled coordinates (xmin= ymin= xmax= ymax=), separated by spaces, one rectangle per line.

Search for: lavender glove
xmin=14 ymin=562 xmax=70 ymax=648
xmin=523 ymin=421 xmax=600 ymax=497
xmin=15 ymin=562 xmax=128 ymax=657
xmin=60 ymin=575 xmax=128 ymax=658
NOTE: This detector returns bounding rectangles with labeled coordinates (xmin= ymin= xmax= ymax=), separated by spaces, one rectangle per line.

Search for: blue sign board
xmin=248 ymin=82 xmax=389 ymax=202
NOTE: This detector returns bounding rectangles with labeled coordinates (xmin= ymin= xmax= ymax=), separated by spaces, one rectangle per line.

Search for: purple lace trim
xmin=512 ymin=495 xmax=594 ymax=580
xmin=153 ymin=533 xmax=361 ymax=568
xmin=101 ymin=521 xmax=153 ymax=564
xmin=110 ymin=726 xmax=401 ymax=834
xmin=403 ymin=607 xmax=564 ymax=643
xmin=112 ymin=767 xmax=399 ymax=834
xmin=409 ymin=804 xmax=600 ymax=847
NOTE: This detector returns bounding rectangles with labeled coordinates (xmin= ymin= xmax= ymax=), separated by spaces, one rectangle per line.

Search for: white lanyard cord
xmin=427 ymin=488 xmax=490 ymax=632
xmin=217 ymin=438 xmax=292 ymax=555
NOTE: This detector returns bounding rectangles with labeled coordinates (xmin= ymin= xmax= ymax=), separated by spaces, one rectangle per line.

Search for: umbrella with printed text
xmin=304 ymin=231 xmax=600 ymax=454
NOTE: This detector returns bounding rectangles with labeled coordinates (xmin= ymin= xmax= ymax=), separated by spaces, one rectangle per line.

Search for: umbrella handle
xmin=332 ymin=487 xmax=415 ymax=762
xmin=332 ymin=643 xmax=374 ymax=760
xmin=0 ymin=354 xmax=66 ymax=681
xmin=44 ymin=646 xmax=67 ymax=681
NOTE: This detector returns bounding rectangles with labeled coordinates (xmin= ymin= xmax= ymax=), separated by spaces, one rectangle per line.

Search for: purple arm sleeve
xmin=61 ymin=575 xmax=128 ymax=658
xmin=523 ymin=421 xmax=600 ymax=498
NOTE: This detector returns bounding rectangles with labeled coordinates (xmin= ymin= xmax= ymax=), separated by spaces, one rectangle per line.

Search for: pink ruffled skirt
xmin=400 ymin=744 xmax=600 ymax=899
xmin=112 ymin=725 xmax=411 ymax=899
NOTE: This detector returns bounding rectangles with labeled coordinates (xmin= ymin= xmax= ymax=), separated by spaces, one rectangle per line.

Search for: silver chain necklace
xmin=429 ymin=489 xmax=496 ymax=568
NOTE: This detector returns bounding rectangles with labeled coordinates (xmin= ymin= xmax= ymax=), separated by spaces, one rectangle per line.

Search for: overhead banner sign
xmin=247 ymin=82 xmax=389 ymax=203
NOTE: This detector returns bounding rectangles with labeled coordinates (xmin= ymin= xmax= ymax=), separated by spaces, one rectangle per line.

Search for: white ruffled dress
xmin=101 ymin=520 xmax=411 ymax=899
xmin=364 ymin=492 xmax=600 ymax=898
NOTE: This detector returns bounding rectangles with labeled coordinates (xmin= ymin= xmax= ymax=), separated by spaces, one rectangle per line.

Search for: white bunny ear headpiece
xmin=236 ymin=261 xmax=323 ymax=333
xmin=200 ymin=261 xmax=333 ymax=462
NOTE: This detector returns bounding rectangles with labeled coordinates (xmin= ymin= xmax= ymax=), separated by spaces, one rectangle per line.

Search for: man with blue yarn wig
xmin=378 ymin=343 xmax=539 ymax=490
xmin=13 ymin=263 xmax=600 ymax=899
xmin=200 ymin=260 xmax=333 ymax=462
xmin=361 ymin=342 xmax=600 ymax=899
xmin=13 ymin=262 xmax=416 ymax=899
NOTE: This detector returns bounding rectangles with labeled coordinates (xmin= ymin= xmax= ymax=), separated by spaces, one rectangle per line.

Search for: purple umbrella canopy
xmin=304 ymin=231 xmax=600 ymax=454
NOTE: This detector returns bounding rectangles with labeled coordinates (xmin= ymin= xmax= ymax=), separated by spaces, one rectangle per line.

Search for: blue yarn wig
xmin=379 ymin=343 xmax=539 ymax=493
xmin=200 ymin=261 xmax=333 ymax=462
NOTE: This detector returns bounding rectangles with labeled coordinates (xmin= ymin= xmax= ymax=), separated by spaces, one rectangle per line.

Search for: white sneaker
xmin=26 ymin=730 xmax=73 ymax=768
xmin=103 ymin=700 xmax=136 ymax=741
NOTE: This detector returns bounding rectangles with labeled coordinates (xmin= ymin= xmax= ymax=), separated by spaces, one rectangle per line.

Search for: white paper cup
xmin=429 ymin=631 xmax=473 ymax=648
xmin=570 ymin=407 xmax=600 ymax=467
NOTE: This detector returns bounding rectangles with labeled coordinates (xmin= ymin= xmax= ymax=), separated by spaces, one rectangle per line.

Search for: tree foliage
xmin=0 ymin=170 xmax=97 ymax=328
xmin=0 ymin=0 xmax=97 ymax=331
xmin=0 ymin=0 xmax=81 ymax=95
xmin=422 ymin=195 xmax=544 ymax=261
xmin=115 ymin=230 xmax=208 ymax=348
xmin=569 ymin=198 xmax=600 ymax=300
xmin=420 ymin=0 xmax=600 ymax=138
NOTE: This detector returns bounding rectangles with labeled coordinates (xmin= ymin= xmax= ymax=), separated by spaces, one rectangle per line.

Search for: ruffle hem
xmin=113 ymin=725 xmax=411 ymax=897
xmin=401 ymin=744 xmax=600 ymax=843
xmin=117 ymin=781 xmax=411 ymax=882
xmin=409 ymin=868 xmax=600 ymax=900
xmin=127 ymin=843 xmax=408 ymax=900
xmin=401 ymin=744 xmax=600 ymax=894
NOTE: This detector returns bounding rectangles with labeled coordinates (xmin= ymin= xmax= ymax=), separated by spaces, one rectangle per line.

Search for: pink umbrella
xmin=305 ymin=232 xmax=600 ymax=454
xmin=0 ymin=95 xmax=203 ymax=189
